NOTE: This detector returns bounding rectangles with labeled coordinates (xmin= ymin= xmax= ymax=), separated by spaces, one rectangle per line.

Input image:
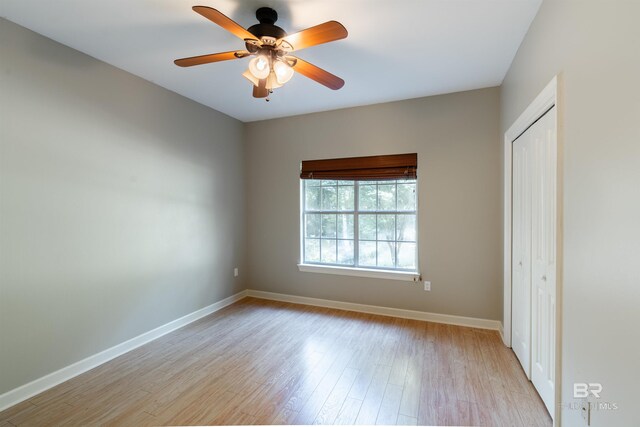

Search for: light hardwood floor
xmin=0 ymin=297 xmax=552 ymax=426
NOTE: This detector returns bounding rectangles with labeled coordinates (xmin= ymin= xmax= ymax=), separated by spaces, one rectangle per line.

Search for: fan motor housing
xmin=247 ymin=7 xmax=286 ymax=40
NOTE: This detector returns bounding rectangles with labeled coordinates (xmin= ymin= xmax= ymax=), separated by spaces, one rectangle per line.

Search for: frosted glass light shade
xmin=273 ymin=60 xmax=294 ymax=84
xmin=242 ymin=70 xmax=282 ymax=90
xmin=248 ymin=55 xmax=270 ymax=79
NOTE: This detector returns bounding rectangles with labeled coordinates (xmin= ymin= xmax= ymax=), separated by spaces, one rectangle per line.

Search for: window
xmin=302 ymin=179 xmax=418 ymax=271
xmin=299 ymin=153 xmax=419 ymax=275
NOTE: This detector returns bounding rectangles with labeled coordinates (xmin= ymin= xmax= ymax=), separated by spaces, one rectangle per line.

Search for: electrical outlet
xmin=424 ymin=281 xmax=431 ymax=291
xmin=234 ymin=268 xmax=238 ymax=277
xmin=581 ymin=399 xmax=591 ymax=425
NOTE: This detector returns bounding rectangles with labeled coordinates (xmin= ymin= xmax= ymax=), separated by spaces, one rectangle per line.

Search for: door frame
xmin=503 ymin=76 xmax=563 ymax=424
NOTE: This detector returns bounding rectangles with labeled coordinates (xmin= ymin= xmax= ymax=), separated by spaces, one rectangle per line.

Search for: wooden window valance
xmin=300 ymin=153 xmax=417 ymax=181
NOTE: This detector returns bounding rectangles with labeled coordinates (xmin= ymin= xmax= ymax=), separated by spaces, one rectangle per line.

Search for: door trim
xmin=503 ymin=76 xmax=563 ymax=424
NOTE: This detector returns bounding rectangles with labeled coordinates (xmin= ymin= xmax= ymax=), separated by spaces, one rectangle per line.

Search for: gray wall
xmin=0 ymin=19 xmax=246 ymax=394
xmin=245 ymin=88 xmax=502 ymax=320
xmin=501 ymin=1 xmax=640 ymax=425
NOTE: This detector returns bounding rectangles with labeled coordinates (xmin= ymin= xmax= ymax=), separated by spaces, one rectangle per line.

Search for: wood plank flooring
xmin=0 ymin=297 xmax=552 ymax=426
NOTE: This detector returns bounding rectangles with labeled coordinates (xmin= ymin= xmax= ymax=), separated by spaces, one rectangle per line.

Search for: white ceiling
xmin=1 ymin=0 xmax=541 ymax=122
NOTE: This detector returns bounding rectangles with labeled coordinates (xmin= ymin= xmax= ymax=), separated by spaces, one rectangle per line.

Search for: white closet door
xmin=530 ymin=108 xmax=557 ymax=417
xmin=511 ymin=130 xmax=532 ymax=378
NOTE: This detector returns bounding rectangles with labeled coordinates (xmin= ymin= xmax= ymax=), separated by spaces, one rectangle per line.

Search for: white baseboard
xmin=246 ymin=290 xmax=502 ymax=331
xmin=0 ymin=290 xmax=248 ymax=412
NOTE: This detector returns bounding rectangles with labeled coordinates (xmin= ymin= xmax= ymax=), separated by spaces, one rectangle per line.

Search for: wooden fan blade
xmin=253 ymin=79 xmax=269 ymax=98
xmin=193 ymin=6 xmax=256 ymax=41
xmin=174 ymin=50 xmax=249 ymax=67
xmin=279 ymin=21 xmax=347 ymax=52
xmin=291 ymin=57 xmax=345 ymax=90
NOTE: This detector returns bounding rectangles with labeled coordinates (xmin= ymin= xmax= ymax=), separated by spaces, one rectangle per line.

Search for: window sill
xmin=297 ymin=264 xmax=420 ymax=282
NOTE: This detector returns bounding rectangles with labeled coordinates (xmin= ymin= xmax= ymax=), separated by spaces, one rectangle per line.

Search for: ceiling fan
xmin=174 ymin=6 xmax=348 ymax=100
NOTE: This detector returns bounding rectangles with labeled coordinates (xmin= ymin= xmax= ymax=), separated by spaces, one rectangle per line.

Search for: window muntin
xmin=302 ymin=179 xmax=417 ymax=271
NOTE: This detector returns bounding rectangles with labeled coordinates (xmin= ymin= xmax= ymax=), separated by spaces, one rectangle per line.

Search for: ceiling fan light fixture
xmin=242 ymin=69 xmax=282 ymax=91
xmin=273 ymin=60 xmax=294 ymax=84
xmin=248 ymin=55 xmax=270 ymax=79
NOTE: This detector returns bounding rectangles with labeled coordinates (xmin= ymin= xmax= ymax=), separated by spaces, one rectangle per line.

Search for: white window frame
xmin=298 ymin=179 xmax=421 ymax=282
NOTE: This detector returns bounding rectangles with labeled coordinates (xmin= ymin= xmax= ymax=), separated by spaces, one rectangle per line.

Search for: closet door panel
xmin=511 ymin=133 xmax=532 ymax=377
xmin=530 ymin=109 xmax=557 ymax=417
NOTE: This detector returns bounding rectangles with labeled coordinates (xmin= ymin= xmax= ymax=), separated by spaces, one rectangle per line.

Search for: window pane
xmin=397 ymin=182 xmax=416 ymax=211
xmin=397 ymin=242 xmax=416 ymax=269
xmin=377 ymin=184 xmax=396 ymax=211
xmin=321 ymin=239 xmax=337 ymax=263
xmin=396 ymin=214 xmax=416 ymax=241
xmin=305 ymin=186 xmax=320 ymax=211
xmin=337 ymin=240 xmax=354 ymax=265
xmin=377 ymin=241 xmax=396 ymax=268
xmin=304 ymin=239 xmax=320 ymax=262
xmin=305 ymin=214 xmax=321 ymax=238
xmin=337 ymin=214 xmax=354 ymax=239
xmin=359 ymin=214 xmax=376 ymax=240
xmin=321 ymin=214 xmax=336 ymax=238
xmin=303 ymin=178 xmax=418 ymax=272
xmin=358 ymin=184 xmax=377 ymax=211
xmin=358 ymin=241 xmax=376 ymax=267
xmin=337 ymin=185 xmax=354 ymax=211
xmin=377 ymin=214 xmax=396 ymax=241
xmin=321 ymin=186 xmax=337 ymax=210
